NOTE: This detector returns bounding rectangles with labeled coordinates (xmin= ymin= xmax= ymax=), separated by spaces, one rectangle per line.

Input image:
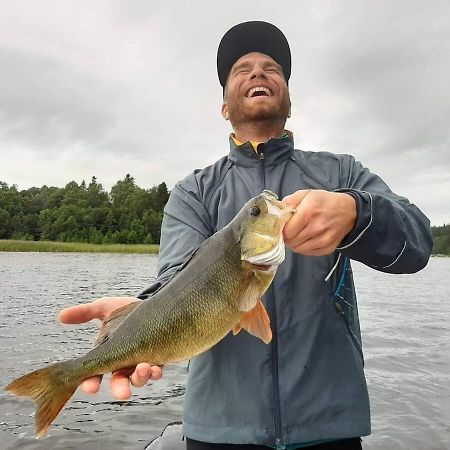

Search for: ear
xmin=221 ymin=102 xmax=229 ymax=121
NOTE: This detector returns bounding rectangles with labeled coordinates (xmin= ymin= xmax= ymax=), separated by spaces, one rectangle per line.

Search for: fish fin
xmin=94 ymin=301 xmax=141 ymax=348
xmin=236 ymin=301 xmax=272 ymax=344
xmin=236 ymin=271 xmax=261 ymax=312
xmin=232 ymin=323 xmax=242 ymax=335
xmin=5 ymin=363 xmax=78 ymax=438
xmin=237 ymin=263 xmax=276 ymax=312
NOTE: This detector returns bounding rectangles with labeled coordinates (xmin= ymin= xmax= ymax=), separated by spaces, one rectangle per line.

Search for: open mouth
xmin=247 ymin=86 xmax=272 ymax=98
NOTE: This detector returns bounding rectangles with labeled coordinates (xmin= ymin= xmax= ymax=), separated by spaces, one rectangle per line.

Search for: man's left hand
xmin=282 ymin=190 xmax=357 ymax=256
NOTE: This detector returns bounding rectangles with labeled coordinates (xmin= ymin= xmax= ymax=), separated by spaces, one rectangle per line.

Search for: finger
xmin=149 ymin=365 xmax=163 ymax=381
xmin=293 ymin=246 xmax=336 ymax=256
xmin=283 ymin=207 xmax=311 ymax=241
xmin=130 ymin=363 xmax=152 ymax=387
xmin=81 ymin=375 xmax=103 ymax=394
xmin=58 ymin=303 xmax=103 ymax=324
xmin=282 ymin=190 xmax=311 ymax=208
xmin=110 ymin=368 xmax=134 ymax=400
xmin=290 ymin=236 xmax=337 ymax=256
xmin=284 ymin=224 xmax=315 ymax=249
xmin=130 ymin=364 xmax=164 ymax=387
xmin=285 ymin=218 xmax=330 ymax=249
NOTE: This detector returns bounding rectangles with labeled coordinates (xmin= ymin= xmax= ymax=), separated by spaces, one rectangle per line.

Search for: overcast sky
xmin=1 ymin=0 xmax=449 ymax=225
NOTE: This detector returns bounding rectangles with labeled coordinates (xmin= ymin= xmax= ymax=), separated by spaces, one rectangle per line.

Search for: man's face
xmin=222 ymin=52 xmax=291 ymax=126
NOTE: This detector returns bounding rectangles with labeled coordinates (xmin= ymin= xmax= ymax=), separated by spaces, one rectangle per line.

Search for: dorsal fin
xmin=93 ymin=301 xmax=141 ymax=348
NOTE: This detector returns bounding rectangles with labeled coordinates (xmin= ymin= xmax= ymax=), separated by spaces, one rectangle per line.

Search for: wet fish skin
xmin=5 ymin=190 xmax=295 ymax=437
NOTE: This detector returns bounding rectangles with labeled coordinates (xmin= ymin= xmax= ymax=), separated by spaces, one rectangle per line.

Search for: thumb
xmin=58 ymin=303 xmax=100 ymax=324
xmin=282 ymin=190 xmax=311 ymax=208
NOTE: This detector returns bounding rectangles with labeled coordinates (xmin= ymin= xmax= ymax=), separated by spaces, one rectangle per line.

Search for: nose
xmin=249 ymin=64 xmax=267 ymax=80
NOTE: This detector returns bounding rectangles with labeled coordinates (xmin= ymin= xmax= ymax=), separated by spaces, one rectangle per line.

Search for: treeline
xmin=0 ymin=178 xmax=448 ymax=253
xmin=431 ymin=224 xmax=450 ymax=255
xmin=0 ymin=175 xmax=169 ymax=244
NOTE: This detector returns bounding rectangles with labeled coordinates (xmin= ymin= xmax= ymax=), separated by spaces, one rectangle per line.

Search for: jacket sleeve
xmin=138 ymin=181 xmax=213 ymax=299
xmin=335 ymin=155 xmax=433 ymax=274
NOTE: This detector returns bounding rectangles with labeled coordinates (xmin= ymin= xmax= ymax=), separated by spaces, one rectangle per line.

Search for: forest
xmin=431 ymin=224 xmax=450 ymax=255
xmin=0 ymin=175 xmax=168 ymax=245
xmin=0 ymin=177 xmax=448 ymax=254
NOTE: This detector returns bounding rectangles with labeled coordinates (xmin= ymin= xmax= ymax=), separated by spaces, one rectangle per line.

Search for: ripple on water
xmin=1 ymin=254 xmax=449 ymax=449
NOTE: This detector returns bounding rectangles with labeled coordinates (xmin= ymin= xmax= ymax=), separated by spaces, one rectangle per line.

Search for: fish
xmin=5 ymin=190 xmax=295 ymax=438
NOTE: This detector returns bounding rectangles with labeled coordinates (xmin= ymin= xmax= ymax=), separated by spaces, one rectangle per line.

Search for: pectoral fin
xmin=93 ymin=301 xmax=141 ymax=347
xmin=232 ymin=301 xmax=272 ymax=344
xmin=236 ymin=271 xmax=261 ymax=312
xmin=237 ymin=262 xmax=276 ymax=312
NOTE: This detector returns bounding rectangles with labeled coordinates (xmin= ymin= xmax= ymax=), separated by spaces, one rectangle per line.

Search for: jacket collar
xmin=227 ymin=132 xmax=295 ymax=167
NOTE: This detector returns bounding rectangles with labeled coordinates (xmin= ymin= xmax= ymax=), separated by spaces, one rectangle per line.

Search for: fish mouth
xmin=242 ymin=191 xmax=295 ymax=267
xmin=262 ymin=190 xmax=296 ymax=224
xmin=243 ymin=233 xmax=286 ymax=267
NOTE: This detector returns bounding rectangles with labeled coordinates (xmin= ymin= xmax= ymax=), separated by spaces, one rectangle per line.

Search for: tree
xmin=0 ymin=176 xmax=169 ymax=245
xmin=110 ymin=174 xmax=138 ymax=209
xmin=0 ymin=208 xmax=13 ymax=239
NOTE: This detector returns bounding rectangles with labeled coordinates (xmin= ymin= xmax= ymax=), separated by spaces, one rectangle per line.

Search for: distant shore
xmin=0 ymin=240 xmax=159 ymax=254
xmin=1 ymin=240 xmax=447 ymax=257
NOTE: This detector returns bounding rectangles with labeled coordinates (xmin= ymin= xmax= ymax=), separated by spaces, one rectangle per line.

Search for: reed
xmin=0 ymin=240 xmax=159 ymax=254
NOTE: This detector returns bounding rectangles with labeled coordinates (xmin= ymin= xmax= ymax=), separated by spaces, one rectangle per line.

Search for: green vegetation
xmin=0 ymin=175 xmax=169 ymax=245
xmin=1 ymin=176 xmax=448 ymax=255
xmin=431 ymin=224 xmax=450 ymax=256
xmin=0 ymin=240 xmax=159 ymax=254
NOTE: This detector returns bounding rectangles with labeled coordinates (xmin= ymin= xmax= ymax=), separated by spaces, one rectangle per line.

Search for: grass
xmin=0 ymin=240 xmax=159 ymax=254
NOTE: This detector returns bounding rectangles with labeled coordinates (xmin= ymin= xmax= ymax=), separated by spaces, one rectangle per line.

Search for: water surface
xmin=0 ymin=253 xmax=449 ymax=449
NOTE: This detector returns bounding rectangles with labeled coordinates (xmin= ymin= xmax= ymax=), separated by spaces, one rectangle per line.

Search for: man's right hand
xmin=58 ymin=297 xmax=164 ymax=400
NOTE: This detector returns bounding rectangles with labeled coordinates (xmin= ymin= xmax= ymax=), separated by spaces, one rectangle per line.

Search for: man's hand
xmin=59 ymin=297 xmax=163 ymax=400
xmin=282 ymin=190 xmax=357 ymax=256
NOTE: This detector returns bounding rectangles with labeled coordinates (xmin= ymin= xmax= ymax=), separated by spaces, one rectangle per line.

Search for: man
xmin=60 ymin=21 xmax=433 ymax=450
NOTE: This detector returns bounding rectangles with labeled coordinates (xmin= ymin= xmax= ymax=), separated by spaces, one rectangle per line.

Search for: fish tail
xmin=5 ymin=362 xmax=78 ymax=438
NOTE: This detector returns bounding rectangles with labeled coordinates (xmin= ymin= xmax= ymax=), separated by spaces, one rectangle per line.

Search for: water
xmin=0 ymin=253 xmax=449 ymax=449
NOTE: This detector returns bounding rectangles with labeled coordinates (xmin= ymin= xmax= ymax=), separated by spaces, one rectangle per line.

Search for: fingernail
xmin=137 ymin=366 xmax=148 ymax=377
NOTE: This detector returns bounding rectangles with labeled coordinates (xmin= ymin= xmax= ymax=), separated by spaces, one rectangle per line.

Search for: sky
xmin=0 ymin=0 xmax=449 ymax=225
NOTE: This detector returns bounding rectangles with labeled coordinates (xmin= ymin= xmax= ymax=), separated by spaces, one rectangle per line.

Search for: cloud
xmin=0 ymin=0 xmax=448 ymax=224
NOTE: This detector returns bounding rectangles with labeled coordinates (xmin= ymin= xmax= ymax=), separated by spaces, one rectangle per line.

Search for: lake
xmin=0 ymin=253 xmax=449 ymax=449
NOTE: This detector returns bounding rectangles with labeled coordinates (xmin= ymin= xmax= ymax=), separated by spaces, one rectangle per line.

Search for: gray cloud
xmin=0 ymin=0 xmax=448 ymax=224
xmin=0 ymin=48 xmax=117 ymax=150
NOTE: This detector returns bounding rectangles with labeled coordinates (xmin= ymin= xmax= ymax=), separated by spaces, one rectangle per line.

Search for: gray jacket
xmin=139 ymin=135 xmax=432 ymax=448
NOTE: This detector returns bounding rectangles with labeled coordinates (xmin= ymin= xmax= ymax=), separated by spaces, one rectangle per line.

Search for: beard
xmin=226 ymin=91 xmax=291 ymax=126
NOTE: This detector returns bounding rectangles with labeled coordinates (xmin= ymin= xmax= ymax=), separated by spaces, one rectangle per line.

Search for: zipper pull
xmin=275 ymin=437 xmax=285 ymax=449
xmin=259 ymin=151 xmax=265 ymax=160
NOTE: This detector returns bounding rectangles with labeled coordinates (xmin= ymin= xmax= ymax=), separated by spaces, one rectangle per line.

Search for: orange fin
xmin=234 ymin=301 xmax=272 ymax=344
xmin=232 ymin=323 xmax=242 ymax=335
xmin=94 ymin=301 xmax=141 ymax=347
xmin=5 ymin=362 xmax=77 ymax=438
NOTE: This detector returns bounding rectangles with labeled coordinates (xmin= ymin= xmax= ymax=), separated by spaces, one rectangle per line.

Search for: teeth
xmin=247 ymin=86 xmax=272 ymax=97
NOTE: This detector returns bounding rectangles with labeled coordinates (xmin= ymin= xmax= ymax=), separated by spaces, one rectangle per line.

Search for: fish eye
xmin=250 ymin=206 xmax=261 ymax=217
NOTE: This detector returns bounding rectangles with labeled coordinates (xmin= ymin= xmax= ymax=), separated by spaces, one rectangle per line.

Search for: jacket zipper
xmin=259 ymin=149 xmax=266 ymax=187
xmin=259 ymin=148 xmax=284 ymax=450
xmin=269 ymin=284 xmax=284 ymax=449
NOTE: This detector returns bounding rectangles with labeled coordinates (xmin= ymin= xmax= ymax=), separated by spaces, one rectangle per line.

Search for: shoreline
xmin=0 ymin=240 xmax=159 ymax=254
xmin=1 ymin=240 xmax=448 ymax=257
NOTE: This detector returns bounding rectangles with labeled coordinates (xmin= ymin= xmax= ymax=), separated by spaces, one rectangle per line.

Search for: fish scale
xmin=5 ymin=190 xmax=295 ymax=437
